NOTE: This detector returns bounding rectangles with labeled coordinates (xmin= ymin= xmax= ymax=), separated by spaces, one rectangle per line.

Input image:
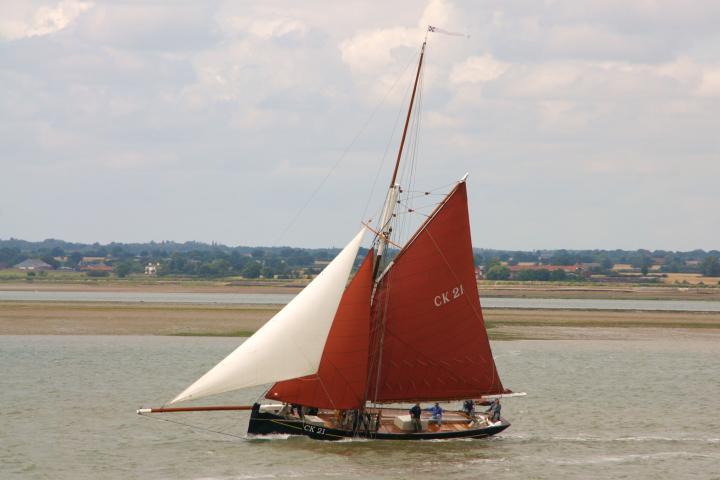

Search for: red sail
xmin=368 ymin=182 xmax=505 ymax=403
xmin=267 ymin=250 xmax=374 ymax=409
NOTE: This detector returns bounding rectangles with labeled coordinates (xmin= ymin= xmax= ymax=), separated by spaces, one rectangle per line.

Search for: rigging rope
xmin=137 ymin=412 xmax=246 ymax=440
xmin=366 ymin=40 xmax=429 ymax=404
xmin=360 ymin=54 xmax=419 ymax=225
xmin=365 ymin=39 xmax=427 ymax=406
xmin=272 ymin=50 xmax=419 ymax=245
xmin=393 ymin=46 xmax=425 ymax=249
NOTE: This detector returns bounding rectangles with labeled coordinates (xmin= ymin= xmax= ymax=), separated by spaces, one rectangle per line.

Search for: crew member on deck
xmin=428 ymin=402 xmax=443 ymax=426
xmin=409 ymin=403 xmax=422 ymax=432
xmin=462 ymin=399 xmax=475 ymax=417
xmin=486 ymin=398 xmax=501 ymax=422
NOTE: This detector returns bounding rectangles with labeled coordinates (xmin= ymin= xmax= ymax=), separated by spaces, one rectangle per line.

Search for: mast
xmin=390 ymin=40 xmax=426 ymax=189
xmin=366 ymin=33 xmax=428 ymax=408
xmin=374 ymin=37 xmax=427 ymax=278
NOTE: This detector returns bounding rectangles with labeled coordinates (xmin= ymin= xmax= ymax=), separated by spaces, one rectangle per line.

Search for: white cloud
xmin=339 ymin=0 xmax=460 ymax=76
xmin=448 ymin=57 xmax=718 ymax=104
xmin=424 ymin=111 xmax=462 ymax=129
xmin=450 ymin=54 xmax=508 ymax=84
xmin=502 ymin=63 xmax=581 ymax=98
xmin=74 ymin=3 xmax=217 ymax=51
xmin=544 ymin=23 xmax=664 ymax=61
xmin=248 ymin=18 xmax=308 ymax=39
xmin=0 ymin=18 xmax=29 ymax=41
xmin=0 ymin=0 xmax=92 ymax=40
xmin=2 ymin=0 xmax=720 ymax=249
xmin=696 ymin=69 xmax=720 ymax=97
xmin=340 ymin=26 xmax=419 ymax=76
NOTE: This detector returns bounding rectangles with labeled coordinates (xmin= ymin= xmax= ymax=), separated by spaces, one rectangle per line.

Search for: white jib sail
xmin=170 ymin=228 xmax=365 ymax=404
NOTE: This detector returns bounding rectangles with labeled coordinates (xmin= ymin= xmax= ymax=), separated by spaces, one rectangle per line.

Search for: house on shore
xmin=79 ymin=263 xmax=113 ymax=273
xmin=508 ymin=264 xmax=580 ymax=273
xmin=14 ymin=259 xmax=52 ymax=271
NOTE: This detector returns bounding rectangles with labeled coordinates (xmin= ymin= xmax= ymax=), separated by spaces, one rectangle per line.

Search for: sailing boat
xmin=138 ymin=28 xmax=515 ymax=441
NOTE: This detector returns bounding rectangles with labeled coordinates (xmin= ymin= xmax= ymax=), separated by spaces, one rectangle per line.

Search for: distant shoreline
xmin=0 ymin=280 xmax=305 ymax=294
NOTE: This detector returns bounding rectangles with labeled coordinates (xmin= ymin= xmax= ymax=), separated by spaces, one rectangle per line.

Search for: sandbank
xmin=2 ymin=300 xmax=719 ymax=341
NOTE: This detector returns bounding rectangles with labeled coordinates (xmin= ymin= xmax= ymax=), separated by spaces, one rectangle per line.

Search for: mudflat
xmin=0 ymin=301 xmax=276 ymax=336
xmin=2 ymin=300 xmax=719 ymax=341
xmin=484 ymin=308 xmax=720 ymax=340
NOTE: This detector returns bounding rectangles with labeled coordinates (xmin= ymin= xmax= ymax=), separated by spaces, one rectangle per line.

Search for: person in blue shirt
xmin=427 ymin=402 xmax=443 ymax=426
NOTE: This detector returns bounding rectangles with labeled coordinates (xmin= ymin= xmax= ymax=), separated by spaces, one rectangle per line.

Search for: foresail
xmin=368 ymin=181 xmax=505 ymax=403
xmin=170 ymin=228 xmax=366 ymax=404
xmin=266 ymin=250 xmax=374 ymax=409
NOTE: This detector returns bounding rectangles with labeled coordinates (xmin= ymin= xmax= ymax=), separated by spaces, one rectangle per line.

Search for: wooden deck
xmin=298 ymin=407 xmax=494 ymax=434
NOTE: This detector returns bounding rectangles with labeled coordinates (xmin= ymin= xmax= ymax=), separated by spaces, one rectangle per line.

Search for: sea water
xmin=1 ymin=336 xmax=718 ymax=479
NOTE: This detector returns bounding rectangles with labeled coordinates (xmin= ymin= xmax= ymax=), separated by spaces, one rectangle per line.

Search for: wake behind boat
xmin=138 ymin=26 xmax=520 ymax=441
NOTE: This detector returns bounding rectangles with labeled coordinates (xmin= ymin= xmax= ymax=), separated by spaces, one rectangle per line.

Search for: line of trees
xmin=2 ymin=238 xmax=719 ymax=279
xmin=701 ymin=256 xmax=720 ymax=277
xmin=484 ymin=261 xmax=572 ymax=282
xmin=475 ymin=248 xmax=720 ymax=278
xmin=0 ymin=239 xmax=346 ymax=279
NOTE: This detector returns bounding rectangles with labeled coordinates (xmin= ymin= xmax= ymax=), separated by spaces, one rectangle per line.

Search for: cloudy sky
xmin=1 ymin=0 xmax=718 ymax=250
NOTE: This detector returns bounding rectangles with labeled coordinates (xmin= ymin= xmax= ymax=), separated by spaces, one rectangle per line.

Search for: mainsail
xmin=368 ymin=181 xmax=505 ymax=403
xmin=267 ymin=250 xmax=375 ymax=409
xmin=170 ymin=228 xmax=366 ymax=404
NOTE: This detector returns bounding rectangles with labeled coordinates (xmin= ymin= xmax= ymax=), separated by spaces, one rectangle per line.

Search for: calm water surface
xmin=2 ymin=290 xmax=720 ymax=311
xmin=1 ymin=336 xmax=719 ymax=480
xmin=0 ymin=291 xmax=296 ymax=305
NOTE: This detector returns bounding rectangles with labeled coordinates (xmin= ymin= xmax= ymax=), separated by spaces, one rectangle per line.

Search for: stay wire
xmin=395 ymin=124 xmax=411 ymax=243
xmin=401 ymin=192 xmax=446 ymax=202
xmin=395 ymin=54 xmax=425 ymax=246
xmin=366 ymin=46 xmax=427 ymax=404
xmin=404 ymin=64 xmax=424 ymax=242
xmin=404 ymin=180 xmax=460 ymax=195
xmin=361 ymin=50 xmax=422 ymax=225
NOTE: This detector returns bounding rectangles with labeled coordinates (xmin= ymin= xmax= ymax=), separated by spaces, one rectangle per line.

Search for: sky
xmin=1 ymin=0 xmax=719 ymax=250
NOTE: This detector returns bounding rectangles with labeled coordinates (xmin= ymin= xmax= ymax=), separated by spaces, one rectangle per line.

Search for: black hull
xmin=247 ymin=404 xmax=510 ymax=441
